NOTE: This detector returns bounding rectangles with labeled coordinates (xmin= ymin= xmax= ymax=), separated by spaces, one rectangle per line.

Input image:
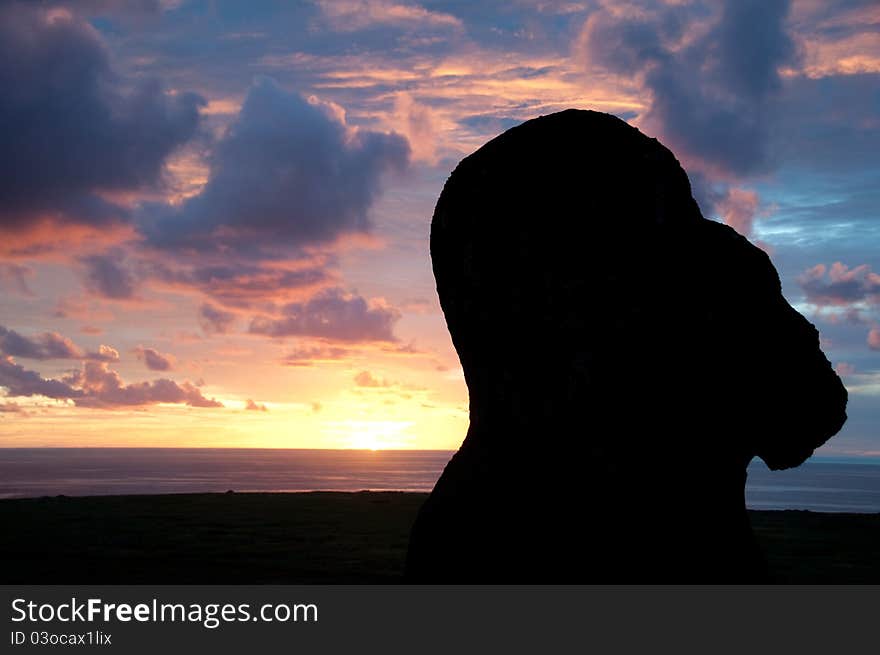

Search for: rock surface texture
xmin=405 ymin=110 xmax=848 ymax=583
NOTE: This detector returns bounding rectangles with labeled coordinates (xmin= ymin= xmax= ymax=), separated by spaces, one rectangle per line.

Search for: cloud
xmin=0 ymin=401 xmax=23 ymax=414
xmin=90 ymin=345 xmax=121 ymax=362
xmin=81 ymin=252 xmax=138 ymax=300
xmin=249 ymin=288 xmax=400 ymax=342
xmin=352 ymin=370 xmax=425 ymax=399
xmin=53 ymin=296 xmax=115 ymax=322
xmin=869 ymin=327 xmax=880 ymax=351
xmin=245 ymin=398 xmax=268 ymax=411
xmin=199 ymin=303 xmax=237 ymax=335
xmin=134 ymin=346 xmax=174 ymax=371
xmin=798 ymin=262 xmax=880 ymax=351
xmin=141 ymin=77 xmax=409 ymax=258
xmin=255 ymin=41 xmax=633 ymax=165
xmin=580 ymin=0 xmax=796 ymax=177
xmin=399 ymin=297 xmax=436 ymax=314
xmin=0 ymin=264 xmax=33 ymax=295
xmin=278 ymin=340 xmax=421 ymax=367
xmin=716 ymin=188 xmax=760 ymax=238
xmin=281 ymin=345 xmax=351 ymax=366
xmin=791 ymin=0 xmax=880 ymax=79
xmin=68 ymin=361 xmax=222 ymax=408
xmin=835 ymin=362 xmax=856 ymax=377
xmin=798 ymin=262 xmax=880 ymax=307
xmin=380 ymin=341 xmax=425 ymax=355
xmin=152 ymin=261 xmax=332 ymax=308
xmin=0 ymin=326 xmax=82 ymax=360
xmin=393 ymin=92 xmax=441 ymax=163
xmin=0 ymin=4 xmax=203 ymax=231
xmin=0 ymin=325 xmax=118 ymax=362
xmin=0 ymin=356 xmax=83 ymax=400
xmin=354 ymin=370 xmax=391 ymax=387
xmin=314 ymin=0 xmax=462 ymax=32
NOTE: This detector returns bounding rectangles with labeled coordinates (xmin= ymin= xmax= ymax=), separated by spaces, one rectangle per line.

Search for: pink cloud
xmin=90 ymin=345 xmax=120 ymax=362
xmin=354 ymin=370 xmax=392 ymax=387
xmin=0 ymin=221 xmax=135 ymax=261
xmin=394 ymin=92 xmax=441 ymax=163
xmin=315 ymin=0 xmax=462 ymax=32
xmin=869 ymin=327 xmax=880 ymax=351
xmin=281 ymin=345 xmax=351 ymax=367
xmin=799 ymin=262 xmax=880 ymax=307
xmin=717 ymin=187 xmax=760 ymax=237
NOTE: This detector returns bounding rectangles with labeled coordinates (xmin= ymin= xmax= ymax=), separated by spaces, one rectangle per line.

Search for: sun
xmin=332 ymin=420 xmax=414 ymax=450
xmin=349 ymin=433 xmax=383 ymax=451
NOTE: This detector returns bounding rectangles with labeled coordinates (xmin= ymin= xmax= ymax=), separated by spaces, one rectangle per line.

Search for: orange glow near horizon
xmin=0 ymin=381 xmax=469 ymax=450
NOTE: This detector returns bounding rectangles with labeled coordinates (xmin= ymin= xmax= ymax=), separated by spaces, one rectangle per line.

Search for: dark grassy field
xmin=0 ymin=492 xmax=877 ymax=583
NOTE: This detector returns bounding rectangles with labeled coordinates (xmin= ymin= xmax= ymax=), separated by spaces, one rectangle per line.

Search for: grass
xmin=749 ymin=510 xmax=880 ymax=584
xmin=0 ymin=492 xmax=877 ymax=583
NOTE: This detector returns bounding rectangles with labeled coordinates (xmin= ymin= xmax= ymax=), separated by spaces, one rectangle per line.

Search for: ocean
xmin=1 ymin=448 xmax=879 ymax=513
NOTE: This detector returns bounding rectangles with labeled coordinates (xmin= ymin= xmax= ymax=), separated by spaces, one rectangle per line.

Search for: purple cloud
xmin=81 ymin=252 xmax=138 ymax=300
xmin=1 ymin=352 xmax=220 ymax=409
xmin=0 ymin=357 xmax=83 ymax=400
xmin=581 ymin=0 xmax=796 ymax=176
xmin=249 ymin=288 xmax=400 ymax=342
xmin=134 ymin=346 xmax=174 ymax=371
xmin=140 ymin=77 xmax=409 ymax=257
xmin=0 ymin=325 xmax=118 ymax=362
xmin=0 ymin=4 xmax=203 ymax=230
xmin=0 ymin=326 xmax=83 ymax=360
xmin=199 ymin=303 xmax=237 ymax=335
xmin=153 ymin=261 xmax=332 ymax=308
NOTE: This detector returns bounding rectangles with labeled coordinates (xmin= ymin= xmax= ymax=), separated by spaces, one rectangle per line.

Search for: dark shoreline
xmin=1 ymin=491 xmax=878 ymax=584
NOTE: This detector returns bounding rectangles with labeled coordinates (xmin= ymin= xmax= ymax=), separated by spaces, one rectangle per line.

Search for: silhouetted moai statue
xmin=406 ymin=110 xmax=847 ymax=583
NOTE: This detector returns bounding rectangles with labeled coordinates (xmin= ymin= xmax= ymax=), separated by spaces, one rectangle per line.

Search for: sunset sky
xmin=0 ymin=0 xmax=878 ymax=454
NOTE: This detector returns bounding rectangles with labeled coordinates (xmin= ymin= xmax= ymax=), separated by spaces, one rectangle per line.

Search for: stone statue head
xmin=430 ymin=110 xmax=846 ymax=469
